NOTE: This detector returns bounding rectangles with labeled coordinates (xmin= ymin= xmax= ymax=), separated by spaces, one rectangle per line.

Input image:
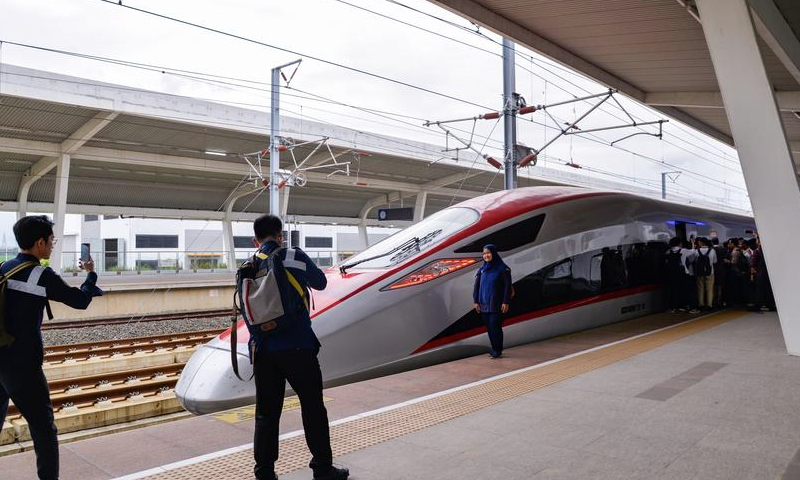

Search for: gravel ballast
xmin=43 ymin=316 xmax=232 ymax=346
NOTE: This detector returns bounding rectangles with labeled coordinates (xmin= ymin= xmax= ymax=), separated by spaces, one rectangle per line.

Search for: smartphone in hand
xmin=80 ymin=243 xmax=91 ymax=262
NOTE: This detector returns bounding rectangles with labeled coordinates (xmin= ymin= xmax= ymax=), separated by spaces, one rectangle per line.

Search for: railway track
xmin=42 ymin=308 xmax=233 ymax=330
xmin=1 ymin=328 xmax=229 ymax=453
xmin=43 ymin=329 xmax=220 ymax=363
xmin=6 ymin=364 xmax=186 ymax=418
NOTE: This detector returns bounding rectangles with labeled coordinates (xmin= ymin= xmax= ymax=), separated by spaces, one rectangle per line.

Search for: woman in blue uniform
xmin=473 ymin=244 xmax=512 ymax=358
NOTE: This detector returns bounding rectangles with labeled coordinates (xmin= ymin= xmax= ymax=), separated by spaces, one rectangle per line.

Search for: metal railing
xmin=58 ymin=250 xmax=353 ymax=274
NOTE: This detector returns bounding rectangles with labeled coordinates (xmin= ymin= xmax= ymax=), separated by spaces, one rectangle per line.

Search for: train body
xmin=176 ymin=187 xmax=754 ymax=414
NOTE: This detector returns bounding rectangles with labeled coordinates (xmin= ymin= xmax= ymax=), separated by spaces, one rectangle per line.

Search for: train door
xmin=674 ymin=221 xmax=687 ymax=243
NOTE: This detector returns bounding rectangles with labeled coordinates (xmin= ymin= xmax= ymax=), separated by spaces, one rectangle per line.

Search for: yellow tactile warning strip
xmin=139 ymin=310 xmax=747 ymax=480
xmin=212 ymin=397 xmax=333 ymax=424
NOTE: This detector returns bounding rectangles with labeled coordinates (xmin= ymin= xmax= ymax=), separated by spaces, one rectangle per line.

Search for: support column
xmin=17 ymin=181 xmax=31 ymax=220
xmin=221 ymin=216 xmax=237 ymax=272
xmin=697 ymin=0 xmax=800 ymax=355
xmin=357 ymin=222 xmax=369 ymax=250
xmin=50 ymin=154 xmax=70 ymax=273
xmin=280 ymin=186 xmax=291 ymax=218
xmin=413 ymin=192 xmax=428 ymax=222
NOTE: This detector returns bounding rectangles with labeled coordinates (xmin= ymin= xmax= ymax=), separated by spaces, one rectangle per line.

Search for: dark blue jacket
xmin=239 ymin=241 xmax=327 ymax=354
xmin=1 ymin=253 xmax=100 ymax=363
xmin=473 ymin=267 xmax=512 ymax=313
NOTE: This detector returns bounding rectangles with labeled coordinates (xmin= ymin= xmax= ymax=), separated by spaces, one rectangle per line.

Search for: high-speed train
xmin=176 ymin=186 xmax=754 ymax=414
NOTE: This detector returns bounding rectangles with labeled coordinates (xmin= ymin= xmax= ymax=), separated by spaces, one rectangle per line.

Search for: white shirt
xmin=686 ymin=247 xmax=717 ymax=276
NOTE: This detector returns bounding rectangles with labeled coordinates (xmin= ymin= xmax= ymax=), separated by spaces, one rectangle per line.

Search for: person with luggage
xmin=473 ymin=244 xmax=512 ymax=358
xmin=238 ymin=214 xmax=348 ymax=480
xmin=0 ymin=215 xmax=102 ymax=480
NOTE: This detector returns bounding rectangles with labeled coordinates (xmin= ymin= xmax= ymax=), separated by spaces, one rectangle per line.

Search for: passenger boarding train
xmin=176 ymin=186 xmax=754 ymax=414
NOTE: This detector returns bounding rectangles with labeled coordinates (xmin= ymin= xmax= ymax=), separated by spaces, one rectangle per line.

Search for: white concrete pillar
xmin=221 ymin=216 xmax=237 ymax=272
xmin=50 ymin=153 xmax=70 ymax=273
xmin=697 ymin=0 xmax=800 ymax=355
xmin=413 ymin=191 xmax=428 ymax=223
xmin=17 ymin=181 xmax=31 ymax=220
xmin=280 ymin=186 xmax=291 ymax=219
xmin=357 ymin=222 xmax=368 ymax=250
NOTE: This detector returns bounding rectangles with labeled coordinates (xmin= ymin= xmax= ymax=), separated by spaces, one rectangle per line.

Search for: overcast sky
xmin=0 ymin=0 xmax=750 ymax=245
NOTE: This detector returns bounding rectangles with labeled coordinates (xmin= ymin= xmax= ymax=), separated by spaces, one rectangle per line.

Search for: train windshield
xmin=343 ymin=207 xmax=479 ymax=270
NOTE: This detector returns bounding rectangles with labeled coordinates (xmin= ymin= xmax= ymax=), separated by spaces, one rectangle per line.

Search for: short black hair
xmin=253 ymin=214 xmax=282 ymax=241
xmin=14 ymin=215 xmax=54 ymax=250
xmin=669 ymin=237 xmax=681 ymax=247
xmin=710 ymin=237 xmax=719 ymax=245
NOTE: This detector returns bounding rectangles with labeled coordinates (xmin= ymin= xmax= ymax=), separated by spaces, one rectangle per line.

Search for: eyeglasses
xmin=50 ymin=237 xmax=58 ymax=246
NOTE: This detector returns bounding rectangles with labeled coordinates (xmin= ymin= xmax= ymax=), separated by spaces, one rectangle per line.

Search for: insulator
xmin=482 ymin=112 xmax=501 ymax=120
xmin=518 ymin=153 xmax=537 ymax=168
xmin=486 ymin=157 xmax=502 ymax=169
xmin=518 ymin=106 xmax=537 ymax=115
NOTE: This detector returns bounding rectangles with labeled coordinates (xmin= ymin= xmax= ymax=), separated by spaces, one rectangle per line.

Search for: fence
xmin=59 ymin=249 xmax=353 ymax=274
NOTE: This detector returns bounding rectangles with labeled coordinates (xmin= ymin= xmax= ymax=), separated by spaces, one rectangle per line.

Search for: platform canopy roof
xmin=0 ymin=64 xmax=643 ymax=225
xmin=429 ymin=0 xmax=800 ymax=172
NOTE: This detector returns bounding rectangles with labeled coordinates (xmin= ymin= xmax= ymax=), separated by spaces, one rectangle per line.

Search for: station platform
xmin=56 ymin=272 xmax=234 ymax=320
xmin=62 ymin=272 xmax=234 ymax=292
xmin=2 ymin=309 xmax=798 ymax=479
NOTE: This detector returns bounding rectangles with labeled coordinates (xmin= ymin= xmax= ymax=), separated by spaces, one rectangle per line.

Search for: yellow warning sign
xmin=212 ymin=395 xmax=332 ymax=424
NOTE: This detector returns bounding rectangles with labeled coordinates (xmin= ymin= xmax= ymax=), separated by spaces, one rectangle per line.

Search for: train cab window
xmin=455 ymin=214 xmax=545 ymax=253
xmin=343 ymin=207 xmax=479 ymax=269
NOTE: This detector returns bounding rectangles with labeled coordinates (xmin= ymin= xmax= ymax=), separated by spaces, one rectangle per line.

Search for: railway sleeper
xmin=43 ymin=349 xmax=194 ymax=381
xmin=44 ymin=339 xmax=211 ymax=363
xmin=3 ymin=391 xmax=183 ymax=445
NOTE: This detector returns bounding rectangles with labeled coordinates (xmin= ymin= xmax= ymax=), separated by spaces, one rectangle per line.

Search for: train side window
xmin=455 ymin=214 xmax=545 ymax=253
xmin=541 ymin=259 xmax=572 ymax=306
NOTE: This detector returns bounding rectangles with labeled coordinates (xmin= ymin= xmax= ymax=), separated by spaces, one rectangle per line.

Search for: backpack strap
xmin=230 ymin=307 xmax=253 ymax=382
xmin=285 ymin=271 xmax=309 ymax=311
xmin=0 ymin=260 xmax=40 ymax=284
xmin=266 ymin=248 xmax=308 ymax=311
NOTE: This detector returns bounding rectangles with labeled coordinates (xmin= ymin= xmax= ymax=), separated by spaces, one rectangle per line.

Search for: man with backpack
xmin=0 ymin=215 xmax=102 ymax=480
xmin=238 ymin=214 xmax=348 ymax=480
xmin=691 ymin=237 xmax=717 ymax=310
xmin=664 ymin=237 xmax=688 ymax=312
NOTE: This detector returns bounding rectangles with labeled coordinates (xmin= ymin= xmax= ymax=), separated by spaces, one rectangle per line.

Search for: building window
xmin=234 ymin=236 xmax=254 ymax=249
xmin=84 ymin=215 xmax=99 ymax=221
xmin=136 ymin=235 xmax=178 ymax=249
xmin=104 ymin=215 xmax=121 ymax=220
xmin=305 ymin=236 xmax=333 ymax=248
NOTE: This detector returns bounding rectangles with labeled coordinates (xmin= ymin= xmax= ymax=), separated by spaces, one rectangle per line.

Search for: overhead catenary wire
xmin=90 ymin=0 xmax=496 ymax=111
xmin=0 ymin=39 xmax=748 ymax=202
xmin=348 ymin=0 xmax=742 ymax=168
xmin=87 ymin=0 xmax=744 ymax=180
xmin=2 ymin=39 xmax=745 ymax=195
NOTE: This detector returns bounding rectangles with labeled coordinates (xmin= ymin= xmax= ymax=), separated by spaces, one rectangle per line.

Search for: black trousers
xmin=253 ymin=348 xmax=332 ymax=480
xmin=0 ymin=353 xmax=59 ymax=480
xmin=481 ymin=312 xmax=504 ymax=356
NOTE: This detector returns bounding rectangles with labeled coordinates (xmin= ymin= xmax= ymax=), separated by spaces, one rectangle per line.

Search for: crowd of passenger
xmin=664 ymin=234 xmax=775 ymax=314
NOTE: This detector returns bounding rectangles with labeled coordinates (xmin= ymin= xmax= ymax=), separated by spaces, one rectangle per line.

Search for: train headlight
xmin=383 ymin=258 xmax=480 ymax=290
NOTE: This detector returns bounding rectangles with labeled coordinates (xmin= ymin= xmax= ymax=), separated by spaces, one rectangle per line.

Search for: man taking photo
xmin=0 ymin=215 xmax=102 ymax=480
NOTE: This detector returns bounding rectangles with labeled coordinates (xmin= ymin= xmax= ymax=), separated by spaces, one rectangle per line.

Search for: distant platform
xmin=62 ymin=272 xmax=234 ymax=292
xmin=53 ymin=272 xmax=235 ymax=321
xmin=2 ymin=309 xmax=796 ymax=479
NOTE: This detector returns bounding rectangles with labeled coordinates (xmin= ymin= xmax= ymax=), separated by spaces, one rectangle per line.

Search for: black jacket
xmin=1 ymin=253 xmax=100 ymax=363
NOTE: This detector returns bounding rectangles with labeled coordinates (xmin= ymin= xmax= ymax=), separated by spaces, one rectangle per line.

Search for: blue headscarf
xmin=477 ymin=244 xmax=509 ymax=309
xmin=479 ymin=244 xmax=507 ymax=275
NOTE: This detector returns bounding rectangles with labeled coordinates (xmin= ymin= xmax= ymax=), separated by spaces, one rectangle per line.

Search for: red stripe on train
xmin=411 ymin=283 xmax=663 ymax=354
